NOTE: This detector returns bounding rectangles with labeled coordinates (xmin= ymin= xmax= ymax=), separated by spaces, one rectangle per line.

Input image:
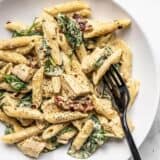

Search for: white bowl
xmin=0 ymin=0 xmax=159 ymax=159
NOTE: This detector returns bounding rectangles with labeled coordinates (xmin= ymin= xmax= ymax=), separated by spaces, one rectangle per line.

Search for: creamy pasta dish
xmin=0 ymin=1 xmax=140 ymax=159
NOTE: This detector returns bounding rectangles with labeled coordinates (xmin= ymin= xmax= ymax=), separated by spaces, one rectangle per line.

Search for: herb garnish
xmin=56 ymin=14 xmax=83 ymax=49
xmin=4 ymin=75 xmax=26 ymax=92
xmin=12 ymin=18 xmax=42 ymax=37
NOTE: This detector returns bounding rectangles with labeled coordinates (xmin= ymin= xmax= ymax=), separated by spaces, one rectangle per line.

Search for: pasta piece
xmin=0 ymin=37 xmax=31 ymax=50
xmin=75 ymin=43 xmax=87 ymax=62
xmin=32 ymin=67 xmax=44 ymax=108
xmin=13 ymin=43 xmax=34 ymax=55
xmin=42 ymin=14 xmax=62 ymax=65
xmin=98 ymin=115 xmax=123 ymax=138
xmin=1 ymin=125 xmax=43 ymax=144
xmin=92 ymin=95 xmax=117 ymax=120
xmin=0 ymin=110 xmax=23 ymax=132
xmin=0 ymin=50 xmax=29 ymax=64
xmin=57 ymin=33 xmax=72 ymax=56
xmin=92 ymin=49 xmax=122 ymax=85
xmin=45 ymin=111 xmax=88 ymax=124
xmin=57 ymin=129 xmax=77 ymax=144
xmin=127 ymin=79 xmax=140 ymax=106
xmin=72 ymin=119 xmax=85 ymax=131
xmin=61 ymin=74 xmax=91 ymax=98
xmin=81 ymin=47 xmax=105 ymax=73
xmin=42 ymin=123 xmax=68 ymax=140
xmin=3 ymin=105 xmax=44 ymax=120
xmin=96 ymin=33 xmax=115 ymax=48
xmin=71 ymin=119 xmax=94 ymax=151
xmin=114 ymin=39 xmax=132 ymax=81
xmin=17 ymin=136 xmax=46 ymax=158
xmin=51 ymin=76 xmax=61 ymax=94
xmin=62 ymin=53 xmax=72 ymax=74
xmin=34 ymin=39 xmax=45 ymax=66
xmin=84 ymin=19 xmax=131 ymax=38
xmin=12 ymin=64 xmax=35 ymax=82
xmin=0 ymin=63 xmax=13 ymax=82
xmin=71 ymin=57 xmax=94 ymax=92
xmin=5 ymin=21 xmax=27 ymax=32
xmin=44 ymin=1 xmax=89 ymax=16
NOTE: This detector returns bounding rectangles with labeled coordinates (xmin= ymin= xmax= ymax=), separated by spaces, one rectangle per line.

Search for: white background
xmin=114 ymin=0 xmax=160 ymax=159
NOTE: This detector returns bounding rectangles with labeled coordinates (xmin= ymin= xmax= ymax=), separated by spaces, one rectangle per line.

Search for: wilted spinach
xmin=4 ymin=75 xmax=26 ymax=92
xmin=56 ymin=14 xmax=83 ymax=49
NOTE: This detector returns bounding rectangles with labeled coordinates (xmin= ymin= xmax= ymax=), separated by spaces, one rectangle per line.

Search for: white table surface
xmin=114 ymin=0 xmax=160 ymax=159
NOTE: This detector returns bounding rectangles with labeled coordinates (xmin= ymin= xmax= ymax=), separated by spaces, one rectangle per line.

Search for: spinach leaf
xmin=4 ymin=125 xmax=14 ymax=135
xmin=57 ymin=14 xmax=83 ymax=49
xmin=94 ymin=55 xmax=106 ymax=69
xmin=12 ymin=18 xmax=42 ymax=37
xmin=19 ymin=93 xmax=32 ymax=107
xmin=44 ymin=57 xmax=63 ymax=76
xmin=68 ymin=115 xmax=108 ymax=159
xmin=4 ymin=75 xmax=26 ymax=92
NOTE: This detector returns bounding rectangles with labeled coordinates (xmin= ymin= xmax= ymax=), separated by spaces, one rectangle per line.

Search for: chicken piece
xmin=61 ymin=74 xmax=91 ymax=98
xmin=12 ymin=64 xmax=34 ymax=82
xmin=17 ymin=136 xmax=46 ymax=158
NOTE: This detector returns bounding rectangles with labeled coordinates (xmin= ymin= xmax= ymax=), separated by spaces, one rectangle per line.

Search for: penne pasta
xmin=42 ymin=123 xmax=68 ymax=139
xmin=32 ymin=67 xmax=44 ymax=108
xmin=84 ymin=19 xmax=131 ymax=38
xmin=0 ymin=50 xmax=29 ymax=64
xmin=57 ymin=128 xmax=77 ymax=144
xmin=75 ymin=43 xmax=87 ymax=62
xmin=92 ymin=49 xmax=122 ymax=85
xmin=1 ymin=125 xmax=43 ymax=144
xmin=45 ymin=111 xmax=88 ymax=124
xmin=42 ymin=14 xmax=62 ymax=65
xmin=0 ymin=110 xmax=23 ymax=132
xmin=71 ymin=119 xmax=94 ymax=151
xmin=0 ymin=37 xmax=32 ymax=50
xmin=44 ymin=1 xmax=90 ymax=16
xmin=3 ymin=105 xmax=44 ymax=120
xmin=127 ymin=79 xmax=140 ymax=106
xmin=5 ymin=21 xmax=27 ymax=32
xmin=51 ymin=76 xmax=61 ymax=94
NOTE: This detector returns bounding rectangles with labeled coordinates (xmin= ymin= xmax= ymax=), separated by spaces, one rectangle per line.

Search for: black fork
xmin=104 ymin=65 xmax=141 ymax=160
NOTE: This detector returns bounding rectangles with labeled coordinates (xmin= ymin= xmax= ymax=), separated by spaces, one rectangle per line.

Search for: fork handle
xmin=120 ymin=112 xmax=142 ymax=160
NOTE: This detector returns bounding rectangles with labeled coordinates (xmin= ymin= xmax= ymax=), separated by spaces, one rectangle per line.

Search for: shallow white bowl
xmin=0 ymin=0 xmax=159 ymax=160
